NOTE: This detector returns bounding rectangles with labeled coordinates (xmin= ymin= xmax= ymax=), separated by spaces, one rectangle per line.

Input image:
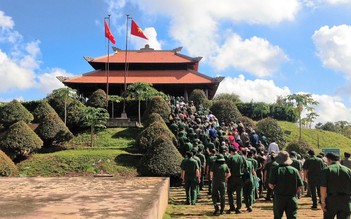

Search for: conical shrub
xmin=143 ymin=113 xmax=165 ymax=128
xmin=35 ymin=113 xmax=73 ymax=147
xmin=142 ymin=96 xmax=171 ymax=123
xmin=87 ymin=89 xmax=106 ymax=108
xmin=32 ymin=101 xmax=57 ymax=123
xmin=0 ymin=121 xmax=43 ymax=160
xmin=137 ymin=134 xmax=182 ymax=178
xmin=0 ymin=100 xmax=34 ymax=127
xmin=0 ymin=150 xmax=18 ymax=176
xmin=135 ymin=121 xmax=178 ymax=152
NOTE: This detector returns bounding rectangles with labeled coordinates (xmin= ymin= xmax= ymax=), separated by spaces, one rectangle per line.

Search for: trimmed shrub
xmin=256 ymin=117 xmax=286 ymax=148
xmin=143 ymin=113 xmax=165 ymax=128
xmin=0 ymin=150 xmax=18 ymax=176
xmin=137 ymin=134 xmax=182 ymax=178
xmin=142 ymin=96 xmax=171 ymax=123
xmin=0 ymin=121 xmax=43 ymax=161
xmin=210 ymin=100 xmax=242 ymax=124
xmin=239 ymin=116 xmax=255 ymax=133
xmin=189 ymin=89 xmax=210 ymax=109
xmin=285 ymin=139 xmax=312 ymax=158
xmin=35 ymin=113 xmax=74 ymax=147
xmin=66 ymin=99 xmax=86 ymax=132
xmin=32 ymin=101 xmax=57 ymax=123
xmin=135 ymin=121 xmax=177 ymax=152
xmin=87 ymin=89 xmax=106 ymax=108
xmin=0 ymin=100 xmax=34 ymax=127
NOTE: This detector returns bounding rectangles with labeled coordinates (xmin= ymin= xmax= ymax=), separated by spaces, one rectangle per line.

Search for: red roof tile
xmin=64 ymin=70 xmax=214 ymax=84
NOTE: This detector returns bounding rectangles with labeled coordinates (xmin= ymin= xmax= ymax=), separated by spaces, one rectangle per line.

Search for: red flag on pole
xmin=104 ymin=20 xmax=116 ymax=44
xmin=131 ymin=20 xmax=148 ymax=40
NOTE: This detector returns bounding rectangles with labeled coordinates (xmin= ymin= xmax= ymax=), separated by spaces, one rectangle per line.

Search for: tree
xmin=0 ymin=121 xmax=43 ymax=161
xmin=137 ymin=134 xmax=182 ymax=178
xmin=214 ymin=93 xmax=241 ymax=104
xmin=87 ymin=89 xmax=107 ymax=109
xmin=285 ymin=139 xmax=312 ymax=158
xmin=305 ymin=112 xmax=319 ymax=129
xmin=109 ymin=95 xmax=123 ymax=119
xmin=142 ymin=96 xmax=171 ymax=123
xmin=284 ymin=94 xmax=319 ymax=140
xmin=81 ymin=107 xmax=110 ymax=147
xmin=47 ymin=87 xmax=78 ymax=125
xmin=66 ymin=99 xmax=86 ymax=133
xmin=210 ymin=100 xmax=242 ymax=124
xmin=252 ymin=102 xmax=270 ymax=120
xmin=256 ymin=117 xmax=285 ymax=148
xmin=127 ymin=82 xmax=165 ymax=125
xmin=0 ymin=100 xmax=34 ymax=127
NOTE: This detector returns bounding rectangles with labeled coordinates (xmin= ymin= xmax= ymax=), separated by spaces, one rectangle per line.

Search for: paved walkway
xmin=0 ymin=177 xmax=168 ymax=219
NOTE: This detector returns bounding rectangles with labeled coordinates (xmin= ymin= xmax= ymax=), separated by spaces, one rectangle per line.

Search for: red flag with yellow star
xmin=131 ymin=20 xmax=148 ymax=40
xmin=104 ymin=20 xmax=116 ymax=44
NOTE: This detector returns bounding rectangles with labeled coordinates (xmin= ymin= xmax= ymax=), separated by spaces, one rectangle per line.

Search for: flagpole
xmin=122 ymin=14 xmax=130 ymax=118
xmin=105 ymin=14 xmax=111 ymax=111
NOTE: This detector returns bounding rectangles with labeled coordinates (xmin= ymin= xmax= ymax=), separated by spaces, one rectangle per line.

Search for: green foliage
xmin=32 ymin=101 xmax=57 ymax=123
xmin=214 ymin=93 xmax=241 ymax=103
xmin=0 ymin=100 xmax=34 ymax=127
xmin=210 ymin=100 xmax=242 ymax=124
xmin=142 ymin=96 xmax=171 ymax=123
xmin=285 ymin=139 xmax=312 ymax=158
xmin=22 ymin=100 xmax=42 ymax=113
xmin=87 ymin=89 xmax=107 ymax=108
xmin=17 ymin=149 xmax=139 ymax=177
xmin=189 ymin=89 xmax=210 ymax=109
xmin=256 ymin=118 xmax=285 ymax=148
xmin=66 ymin=99 xmax=86 ymax=132
xmin=35 ymin=113 xmax=73 ymax=147
xmin=0 ymin=121 xmax=43 ymax=160
xmin=270 ymin=104 xmax=298 ymax=123
xmin=135 ymin=121 xmax=177 ymax=152
xmin=144 ymin=113 xmax=166 ymax=128
xmin=239 ymin=116 xmax=255 ymax=132
xmin=137 ymin=135 xmax=182 ymax=178
xmin=0 ymin=150 xmax=18 ymax=176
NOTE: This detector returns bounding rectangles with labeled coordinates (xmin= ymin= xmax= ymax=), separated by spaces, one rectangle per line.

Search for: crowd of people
xmin=168 ymin=97 xmax=351 ymax=219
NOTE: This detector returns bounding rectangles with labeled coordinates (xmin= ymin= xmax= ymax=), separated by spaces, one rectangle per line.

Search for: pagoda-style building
xmin=58 ymin=45 xmax=223 ymax=100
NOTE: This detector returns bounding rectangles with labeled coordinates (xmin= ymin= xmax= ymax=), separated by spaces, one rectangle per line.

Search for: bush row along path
xmin=166 ymin=185 xmax=324 ymax=218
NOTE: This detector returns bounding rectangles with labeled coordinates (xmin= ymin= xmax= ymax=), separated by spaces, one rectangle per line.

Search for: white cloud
xmin=312 ymin=94 xmax=351 ymax=123
xmin=0 ymin=11 xmax=14 ymax=29
xmin=313 ymin=25 xmax=351 ymax=78
xmin=212 ymin=34 xmax=288 ymax=77
xmin=132 ymin=0 xmax=297 ymax=75
xmin=131 ymin=27 xmax=162 ymax=50
xmin=36 ymin=68 xmax=74 ymax=96
xmin=216 ymin=75 xmax=291 ymax=103
xmin=322 ymin=0 xmax=351 ymax=4
xmin=0 ymin=50 xmax=36 ymax=92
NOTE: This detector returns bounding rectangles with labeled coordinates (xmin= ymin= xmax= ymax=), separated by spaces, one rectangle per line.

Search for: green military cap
xmin=216 ymin=154 xmax=225 ymax=162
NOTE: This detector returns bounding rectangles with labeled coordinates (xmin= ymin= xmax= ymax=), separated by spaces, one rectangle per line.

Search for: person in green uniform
xmin=197 ymin=145 xmax=206 ymax=191
xmin=192 ymin=148 xmax=202 ymax=201
xmin=269 ymin=151 xmax=304 ymax=219
xmin=247 ymin=150 xmax=259 ymax=202
xmin=303 ymin=149 xmax=325 ymax=209
xmin=207 ymin=149 xmax=217 ymax=195
xmin=289 ymin=151 xmax=303 ymax=199
xmin=226 ymin=146 xmax=247 ymax=214
xmin=320 ymin=152 xmax=351 ymax=219
xmin=181 ymin=151 xmax=200 ymax=205
xmin=242 ymin=149 xmax=256 ymax=212
xmin=210 ymin=154 xmax=231 ymax=215
xmin=264 ymin=152 xmax=279 ymax=201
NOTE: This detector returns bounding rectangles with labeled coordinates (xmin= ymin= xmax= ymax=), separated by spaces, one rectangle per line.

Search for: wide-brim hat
xmin=275 ymin=151 xmax=293 ymax=165
xmin=216 ymin=154 xmax=226 ymax=162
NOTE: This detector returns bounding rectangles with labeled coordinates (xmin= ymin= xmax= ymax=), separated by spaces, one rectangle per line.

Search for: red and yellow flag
xmin=131 ymin=20 xmax=148 ymax=40
xmin=104 ymin=20 xmax=116 ymax=44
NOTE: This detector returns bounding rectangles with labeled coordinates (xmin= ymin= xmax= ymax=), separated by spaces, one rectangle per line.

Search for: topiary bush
xmin=256 ymin=117 xmax=286 ymax=148
xmin=239 ymin=116 xmax=255 ymax=133
xmin=137 ymin=134 xmax=182 ymax=178
xmin=35 ymin=113 xmax=74 ymax=147
xmin=135 ymin=121 xmax=177 ymax=152
xmin=285 ymin=139 xmax=312 ymax=158
xmin=189 ymin=89 xmax=210 ymax=109
xmin=66 ymin=99 xmax=86 ymax=133
xmin=143 ymin=113 xmax=165 ymax=128
xmin=32 ymin=101 xmax=57 ymax=123
xmin=0 ymin=150 xmax=18 ymax=176
xmin=142 ymin=96 xmax=171 ymax=123
xmin=210 ymin=99 xmax=242 ymax=124
xmin=0 ymin=121 xmax=43 ymax=161
xmin=87 ymin=89 xmax=106 ymax=109
xmin=0 ymin=100 xmax=34 ymax=127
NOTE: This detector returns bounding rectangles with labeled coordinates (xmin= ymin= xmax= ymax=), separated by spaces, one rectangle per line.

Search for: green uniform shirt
xmin=181 ymin=157 xmax=199 ymax=182
xmin=269 ymin=164 xmax=303 ymax=196
xmin=227 ymin=153 xmax=247 ymax=176
xmin=247 ymin=157 xmax=258 ymax=171
xmin=303 ymin=156 xmax=324 ymax=180
xmin=207 ymin=154 xmax=217 ymax=170
xmin=212 ymin=162 xmax=230 ymax=184
xmin=320 ymin=162 xmax=351 ymax=195
xmin=193 ymin=155 xmax=202 ymax=170
xmin=290 ymin=158 xmax=302 ymax=171
xmin=264 ymin=160 xmax=279 ymax=180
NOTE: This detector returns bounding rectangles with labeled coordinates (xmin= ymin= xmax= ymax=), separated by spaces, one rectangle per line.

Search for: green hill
xmin=279 ymin=121 xmax=351 ymax=155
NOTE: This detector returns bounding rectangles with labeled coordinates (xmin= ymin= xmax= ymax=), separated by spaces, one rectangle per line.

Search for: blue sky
xmin=1 ymin=0 xmax=351 ymax=124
